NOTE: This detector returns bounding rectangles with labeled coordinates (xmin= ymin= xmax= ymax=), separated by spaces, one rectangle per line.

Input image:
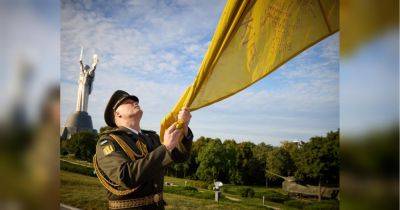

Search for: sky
xmin=61 ymin=0 xmax=339 ymax=146
xmin=0 ymin=0 xmax=59 ymax=124
xmin=340 ymin=28 xmax=398 ymax=138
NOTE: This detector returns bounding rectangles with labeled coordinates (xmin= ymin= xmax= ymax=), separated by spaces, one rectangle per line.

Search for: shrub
xmin=262 ymin=190 xmax=289 ymax=203
xmin=304 ymin=203 xmax=338 ymax=210
xmin=64 ymin=131 xmax=97 ymax=161
xmin=304 ymin=200 xmax=339 ymax=210
xmin=186 ymin=180 xmax=208 ymax=189
xmin=240 ymin=187 xmax=255 ymax=198
xmin=207 ymin=183 xmax=214 ymax=190
xmin=60 ymin=146 xmax=69 ymax=156
xmin=60 ymin=160 xmax=96 ymax=177
xmin=183 ymin=186 xmax=198 ymax=192
xmin=284 ymin=200 xmax=310 ymax=209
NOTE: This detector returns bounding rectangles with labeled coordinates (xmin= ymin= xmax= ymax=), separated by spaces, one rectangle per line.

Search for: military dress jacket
xmin=94 ymin=126 xmax=193 ymax=209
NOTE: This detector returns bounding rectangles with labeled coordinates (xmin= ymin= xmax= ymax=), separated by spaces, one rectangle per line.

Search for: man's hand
xmin=163 ymin=123 xmax=182 ymax=151
xmin=177 ymin=107 xmax=191 ymax=136
xmin=178 ymin=107 xmax=191 ymax=124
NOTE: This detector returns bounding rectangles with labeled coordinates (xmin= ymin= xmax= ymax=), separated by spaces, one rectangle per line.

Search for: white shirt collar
xmin=124 ymin=126 xmax=141 ymax=135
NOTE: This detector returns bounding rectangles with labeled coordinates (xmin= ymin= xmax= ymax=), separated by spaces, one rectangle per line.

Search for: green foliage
xmin=207 ymin=183 xmax=215 ymax=190
xmin=284 ymin=200 xmax=311 ymax=209
xmin=281 ymin=141 xmax=300 ymax=167
xmin=252 ymin=142 xmax=273 ymax=160
xmin=166 ymin=130 xmax=339 ymax=190
xmin=171 ymin=136 xmax=275 ymax=186
xmin=186 ymin=180 xmax=209 ymax=189
xmin=182 ymin=186 xmax=198 ymax=192
xmin=266 ymin=147 xmax=296 ymax=179
xmin=221 ymin=185 xmax=244 ymax=196
xmin=61 ymin=160 xmax=96 ymax=177
xmin=64 ymin=131 xmax=97 ymax=161
xmin=304 ymin=200 xmax=339 ymax=210
xmin=196 ymin=139 xmax=226 ymax=182
xmin=60 ymin=146 xmax=69 ymax=156
xmin=239 ymin=187 xmax=255 ymax=198
xmin=171 ymin=161 xmax=190 ymax=178
xmin=236 ymin=142 xmax=256 ymax=185
xmin=172 ymin=136 xmax=212 ymax=180
xmin=222 ymin=184 xmax=288 ymax=203
xmin=222 ymin=140 xmax=241 ymax=184
xmin=295 ymin=130 xmax=339 ymax=186
xmin=284 ymin=200 xmax=340 ymax=210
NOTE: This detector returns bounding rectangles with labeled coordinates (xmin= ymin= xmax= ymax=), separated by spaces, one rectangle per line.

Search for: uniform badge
xmin=102 ymin=144 xmax=114 ymax=156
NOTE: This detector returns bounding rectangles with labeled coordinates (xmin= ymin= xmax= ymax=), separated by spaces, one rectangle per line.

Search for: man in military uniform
xmin=93 ymin=90 xmax=193 ymax=209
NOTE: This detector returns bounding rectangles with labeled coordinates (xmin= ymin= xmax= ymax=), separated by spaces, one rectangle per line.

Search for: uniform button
xmin=154 ymin=184 xmax=158 ymax=188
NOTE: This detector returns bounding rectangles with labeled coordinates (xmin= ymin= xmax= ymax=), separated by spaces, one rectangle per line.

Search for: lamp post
xmin=213 ymin=181 xmax=223 ymax=202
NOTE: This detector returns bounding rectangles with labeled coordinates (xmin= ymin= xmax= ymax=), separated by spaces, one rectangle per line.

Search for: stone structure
xmin=61 ymin=47 xmax=98 ymax=140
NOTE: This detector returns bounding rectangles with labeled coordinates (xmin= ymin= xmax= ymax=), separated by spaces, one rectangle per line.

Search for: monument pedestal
xmin=61 ymin=111 xmax=95 ymax=140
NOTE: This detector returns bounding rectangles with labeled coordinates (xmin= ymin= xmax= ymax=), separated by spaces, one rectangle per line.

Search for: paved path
xmin=225 ymin=195 xmax=241 ymax=201
xmin=263 ymin=204 xmax=281 ymax=210
xmin=61 ymin=158 xmax=93 ymax=168
xmin=60 ymin=203 xmax=81 ymax=210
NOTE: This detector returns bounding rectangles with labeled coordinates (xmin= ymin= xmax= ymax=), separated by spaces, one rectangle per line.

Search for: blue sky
xmin=340 ymin=28 xmax=398 ymax=137
xmin=0 ymin=0 xmax=59 ymax=123
xmin=61 ymin=0 xmax=339 ymax=145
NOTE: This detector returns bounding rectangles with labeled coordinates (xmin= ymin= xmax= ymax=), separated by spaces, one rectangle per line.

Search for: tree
xmin=236 ymin=142 xmax=260 ymax=185
xmin=281 ymin=140 xmax=300 ymax=161
xmin=196 ymin=139 xmax=226 ymax=182
xmin=223 ymin=140 xmax=240 ymax=184
xmin=295 ymin=130 xmax=339 ymax=201
xmin=171 ymin=161 xmax=190 ymax=178
xmin=253 ymin=142 xmax=273 ymax=161
xmin=266 ymin=147 xmax=296 ymax=185
xmin=65 ymin=131 xmax=97 ymax=161
xmin=253 ymin=142 xmax=274 ymax=186
xmin=184 ymin=136 xmax=211 ymax=179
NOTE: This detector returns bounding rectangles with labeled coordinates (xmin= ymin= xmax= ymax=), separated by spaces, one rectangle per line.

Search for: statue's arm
xmin=90 ymin=54 xmax=98 ymax=75
xmin=79 ymin=61 xmax=84 ymax=73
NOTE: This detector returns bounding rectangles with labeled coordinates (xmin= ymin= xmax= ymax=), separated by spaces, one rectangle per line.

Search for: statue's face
xmin=114 ymin=99 xmax=143 ymax=124
xmin=84 ymin=65 xmax=90 ymax=70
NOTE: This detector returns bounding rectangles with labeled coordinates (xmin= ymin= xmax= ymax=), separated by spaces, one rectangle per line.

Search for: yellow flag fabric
xmin=160 ymin=0 xmax=339 ymax=141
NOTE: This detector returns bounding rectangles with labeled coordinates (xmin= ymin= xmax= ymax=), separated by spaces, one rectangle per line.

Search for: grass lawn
xmin=60 ymin=170 xmax=108 ymax=209
xmin=61 ymin=170 xmax=290 ymax=209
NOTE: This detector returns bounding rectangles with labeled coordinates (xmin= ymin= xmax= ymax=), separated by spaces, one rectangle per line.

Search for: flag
xmin=160 ymin=0 xmax=339 ymax=141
